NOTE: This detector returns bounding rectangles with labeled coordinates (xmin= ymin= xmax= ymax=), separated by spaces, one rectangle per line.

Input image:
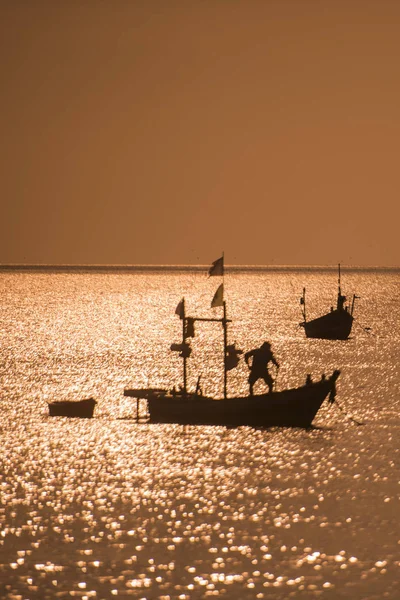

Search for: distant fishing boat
xmin=125 ymin=256 xmax=341 ymax=428
xmin=299 ymin=264 xmax=358 ymax=340
xmin=48 ymin=397 xmax=97 ymax=418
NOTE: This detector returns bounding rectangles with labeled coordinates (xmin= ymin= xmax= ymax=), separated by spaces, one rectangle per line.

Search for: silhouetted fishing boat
xmin=48 ymin=397 xmax=97 ymax=418
xmin=124 ymin=256 xmax=341 ymax=428
xmin=125 ymin=373 xmax=340 ymax=427
xmin=299 ymin=264 xmax=358 ymax=340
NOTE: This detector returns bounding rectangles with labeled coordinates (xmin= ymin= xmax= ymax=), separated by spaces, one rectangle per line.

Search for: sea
xmin=0 ymin=267 xmax=399 ymax=600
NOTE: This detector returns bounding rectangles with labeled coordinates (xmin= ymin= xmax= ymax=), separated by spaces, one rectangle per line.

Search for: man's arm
xmin=244 ymin=349 xmax=254 ymax=365
xmin=272 ymin=354 xmax=279 ymax=368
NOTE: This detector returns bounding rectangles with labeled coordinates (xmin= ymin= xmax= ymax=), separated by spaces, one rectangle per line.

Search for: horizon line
xmin=0 ymin=263 xmax=399 ymax=272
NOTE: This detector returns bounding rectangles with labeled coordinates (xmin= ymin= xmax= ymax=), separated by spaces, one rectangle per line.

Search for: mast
xmin=182 ymin=298 xmax=187 ymax=396
xmin=183 ymin=311 xmax=232 ymax=398
xmin=223 ymin=300 xmax=228 ymax=399
xmin=177 ymin=253 xmax=232 ymax=399
xmin=222 ymin=252 xmax=227 ymax=399
xmin=171 ymin=297 xmax=193 ymax=396
xmin=301 ymin=287 xmax=307 ymax=322
xmin=337 ymin=263 xmax=346 ymax=311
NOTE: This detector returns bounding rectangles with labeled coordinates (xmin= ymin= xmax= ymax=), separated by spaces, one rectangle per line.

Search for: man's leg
xmin=249 ymin=372 xmax=257 ymax=395
xmin=263 ymin=372 xmax=274 ymax=393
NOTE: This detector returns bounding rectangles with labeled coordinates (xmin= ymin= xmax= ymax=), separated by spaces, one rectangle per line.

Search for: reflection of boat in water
xmin=299 ymin=264 xmax=358 ymax=340
xmin=48 ymin=397 xmax=97 ymax=418
xmin=125 ymin=257 xmax=341 ymax=428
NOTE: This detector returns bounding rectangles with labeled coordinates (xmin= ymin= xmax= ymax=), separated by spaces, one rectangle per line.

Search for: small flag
xmin=300 ymin=297 xmax=304 ymax=305
xmin=208 ymin=255 xmax=224 ymax=277
xmin=175 ymin=298 xmax=184 ymax=319
xmin=211 ymin=283 xmax=224 ymax=308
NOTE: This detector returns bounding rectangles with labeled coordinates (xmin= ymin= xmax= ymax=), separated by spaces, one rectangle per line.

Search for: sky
xmin=1 ymin=0 xmax=399 ymax=267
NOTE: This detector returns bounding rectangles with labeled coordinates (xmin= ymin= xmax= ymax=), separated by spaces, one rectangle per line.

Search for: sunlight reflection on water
xmin=0 ymin=270 xmax=399 ymax=599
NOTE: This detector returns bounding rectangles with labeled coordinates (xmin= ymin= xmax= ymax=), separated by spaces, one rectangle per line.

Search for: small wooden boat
xmin=48 ymin=397 xmax=97 ymax=418
xmin=300 ymin=264 xmax=358 ymax=340
xmin=124 ymin=256 xmax=341 ymax=428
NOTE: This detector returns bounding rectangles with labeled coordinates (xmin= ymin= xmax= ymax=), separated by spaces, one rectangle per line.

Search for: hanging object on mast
xmin=185 ymin=317 xmax=195 ymax=338
xmin=170 ymin=342 xmax=192 ymax=358
xmin=225 ymin=343 xmax=242 ymax=371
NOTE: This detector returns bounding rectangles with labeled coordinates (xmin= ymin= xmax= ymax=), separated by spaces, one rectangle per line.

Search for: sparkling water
xmin=0 ymin=269 xmax=399 ymax=599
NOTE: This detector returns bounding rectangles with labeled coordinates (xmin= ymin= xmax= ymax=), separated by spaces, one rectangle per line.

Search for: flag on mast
xmin=208 ymin=255 xmax=224 ymax=277
xmin=211 ymin=283 xmax=224 ymax=308
xmin=175 ymin=298 xmax=184 ymax=319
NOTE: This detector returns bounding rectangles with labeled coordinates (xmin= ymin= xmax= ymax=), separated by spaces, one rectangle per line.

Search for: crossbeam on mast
xmin=187 ymin=317 xmax=232 ymax=324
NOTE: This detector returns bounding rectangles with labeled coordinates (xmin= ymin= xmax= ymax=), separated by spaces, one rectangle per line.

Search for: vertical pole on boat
xmin=301 ymin=287 xmax=306 ymax=322
xmin=337 ymin=263 xmax=342 ymax=310
xmin=221 ymin=252 xmax=228 ymax=399
xmin=182 ymin=298 xmax=187 ymax=397
xmin=350 ymin=294 xmax=358 ymax=316
xmin=223 ymin=300 xmax=228 ymax=399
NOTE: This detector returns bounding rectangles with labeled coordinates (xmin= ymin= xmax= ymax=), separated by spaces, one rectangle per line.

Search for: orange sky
xmin=1 ymin=1 xmax=399 ymax=266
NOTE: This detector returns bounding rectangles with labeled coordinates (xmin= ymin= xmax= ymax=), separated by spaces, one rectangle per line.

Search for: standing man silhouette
xmin=245 ymin=342 xmax=279 ymax=395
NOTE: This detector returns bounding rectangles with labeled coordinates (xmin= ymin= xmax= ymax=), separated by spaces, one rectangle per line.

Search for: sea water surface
xmin=0 ymin=268 xmax=399 ymax=600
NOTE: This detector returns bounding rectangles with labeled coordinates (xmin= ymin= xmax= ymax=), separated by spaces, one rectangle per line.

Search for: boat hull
xmin=48 ymin=398 xmax=97 ymax=418
xmin=125 ymin=372 xmax=340 ymax=428
xmin=301 ymin=310 xmax=353 ymax=340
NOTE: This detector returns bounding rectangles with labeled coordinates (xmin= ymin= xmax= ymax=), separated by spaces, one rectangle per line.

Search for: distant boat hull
xmin=48 ymin=397 xmax=97 ymax=418
xmin=301 ymin=310 xmax=353 ymax=340
xmin=124 ymin=371 xmax=340 ymax=428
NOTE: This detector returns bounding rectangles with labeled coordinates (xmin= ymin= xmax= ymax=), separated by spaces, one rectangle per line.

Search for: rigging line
xmin=353 ymin=318 xmax=375 ymax=336
xmin=332 ymin=399 xmax=364 ymax=426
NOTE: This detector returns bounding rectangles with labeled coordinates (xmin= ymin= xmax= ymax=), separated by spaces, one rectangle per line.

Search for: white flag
xmin=208 ymin=256 xmax=224 ymax=277
xmin=211 ymin=283 xmax=224 ymax=308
